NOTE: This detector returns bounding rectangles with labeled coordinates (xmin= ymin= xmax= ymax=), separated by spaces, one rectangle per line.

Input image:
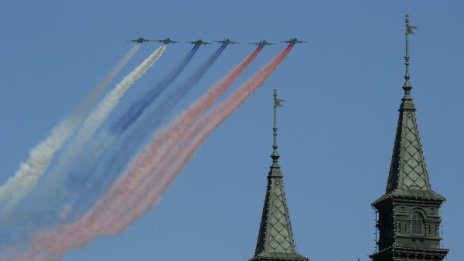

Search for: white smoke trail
xmin=0 ymin=45 xmax=141 ymax=210
xmin=37 ymin=45 xmax=167 ymax=201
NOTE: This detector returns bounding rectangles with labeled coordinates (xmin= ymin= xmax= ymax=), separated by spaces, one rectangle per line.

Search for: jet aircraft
xmin=129 ymin=37 xmax=155 ymax=44
xmin=214 ymin=38 xmax=239 ymax=45
xmin=187 ymin=39 xmax=211 ymax=46
xmin=156 ymin=38 xmax=179 ymax=45
xmin=281 ymin=37 xmax=307 ymax=45
xmin=250 ymin=40 xmax=274 ymax=48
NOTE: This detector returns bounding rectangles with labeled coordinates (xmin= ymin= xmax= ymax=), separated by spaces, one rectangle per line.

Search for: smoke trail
xmin=111 ymin=46 xmax=199 ymax=134
xmin=0 ymin=44 xmax=141 ymax=210
xmin=71 ymin=45 xmax=228 ymax=214
xmin=2 ymin=47 xmax=264 ymax=261
xmin=76 ymin=45 xmax=142 ymax=122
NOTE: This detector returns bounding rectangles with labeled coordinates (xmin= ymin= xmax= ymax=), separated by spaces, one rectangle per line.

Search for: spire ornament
xmin=403 ymin=12 xmax=416 ymax=95
xmin=271 ymin=89 xmax=285 ymax=167
xmin=401 ymin=12 xmax=417 ymax=111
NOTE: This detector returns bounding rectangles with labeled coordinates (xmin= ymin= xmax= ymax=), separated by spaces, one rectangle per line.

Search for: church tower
xmin=250 ymin=90 xmax=309 ymax=261
xmin=370 ymin=14 xmax=448 ymax=261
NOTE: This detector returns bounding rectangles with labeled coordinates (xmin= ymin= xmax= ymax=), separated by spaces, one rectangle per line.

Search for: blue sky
xmin=1 ymin=0 xmax=463 ymax=260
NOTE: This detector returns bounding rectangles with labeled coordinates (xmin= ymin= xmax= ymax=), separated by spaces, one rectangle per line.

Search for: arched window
xmin=412 ymin=212 xmax=424 ymax=235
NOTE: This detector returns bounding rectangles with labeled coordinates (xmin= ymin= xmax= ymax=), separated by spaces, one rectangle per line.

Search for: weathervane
xmin=403 ymin=12 xmax=417 ymax=95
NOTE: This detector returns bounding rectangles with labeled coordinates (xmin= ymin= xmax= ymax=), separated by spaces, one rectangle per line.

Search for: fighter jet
xmin=281 ymin=37 xmax=307 ymax=45
xmin=250 ymin=40 xmax=274 ymax=48
xmin=129 ymin=37 xmax=155 ymax=44
xmin=187 ymin=39 xmax=211 ymax=46
xmin=214 ymin=38 xmax=239 ymax=45
xmin=156 ymin=38 xmax=179 ymax=45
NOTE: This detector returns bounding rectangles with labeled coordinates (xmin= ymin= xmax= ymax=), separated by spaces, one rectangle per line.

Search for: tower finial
xmin=403 ymin=12 xmax=416 ymax=96
xmin=271 ymin=89 xmax=284 ymax=166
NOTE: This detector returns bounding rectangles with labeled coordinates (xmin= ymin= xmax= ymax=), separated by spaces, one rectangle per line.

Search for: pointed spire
xmin=380 ymin=14 xmax=444 ymax=200
xmin=250 ymin=90 xmax=308 ymax=261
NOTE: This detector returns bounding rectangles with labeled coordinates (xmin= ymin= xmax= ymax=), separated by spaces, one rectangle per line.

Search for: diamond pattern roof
xmin=384 ymin=92 xmax=442 ymax=200
xmin=251 ymin=162 xmax=308 ymax=261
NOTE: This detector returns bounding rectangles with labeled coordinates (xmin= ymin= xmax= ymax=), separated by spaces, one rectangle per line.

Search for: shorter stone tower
xmin=250 ymin=90 xmax=308 ymax=261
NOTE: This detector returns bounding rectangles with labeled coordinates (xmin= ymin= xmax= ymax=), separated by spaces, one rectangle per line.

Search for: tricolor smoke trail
xmin=0 ymin=44 xmax=141 ymax=211
xmin=3 ymin=47 xmax=264 ymax=261
xmin=70 ymin=44 xmax=228 ymax=214
xmin=105 ymin=47 xmax=262 ymax=212
xmin=0 ymin=45 xmax=165 ymax=245
xmin=63 ymin=46 xmax=204 ymax=215
xmin=1 ymin=45 xmax=193 ymax=233
xmin=0 ymin=44 xmax=166 ymax=221
xmin=119 ymin=45 xmax=293 ymax=224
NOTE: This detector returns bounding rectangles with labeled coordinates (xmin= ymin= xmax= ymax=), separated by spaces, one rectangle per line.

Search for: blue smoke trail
xmin=128 ymin=44 xmax=227 ymax=156
xmin=112 ymin=46 xmax=200 ymax=134
xmin=70 ymin=45 xmax=227 ymax=216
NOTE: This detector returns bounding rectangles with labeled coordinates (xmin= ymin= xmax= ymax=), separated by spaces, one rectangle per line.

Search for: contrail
xmin=2 ymin=47 xmax=264 ymax=261
xmin=0 ymin=44 xmax=141 ymax=210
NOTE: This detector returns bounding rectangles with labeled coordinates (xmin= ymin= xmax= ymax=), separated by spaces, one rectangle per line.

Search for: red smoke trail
xmin=5 ymin=48 xmax=262 ymax=261
xmin=98 ymin=47 xmax=262 ymax=223
xmin=119 ymin=45 xmax=293 ymax=225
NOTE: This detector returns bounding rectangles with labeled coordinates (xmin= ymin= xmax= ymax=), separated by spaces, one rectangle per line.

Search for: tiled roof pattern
xmin=381 ymin=91 xmax=444 ymax=202
xmin=251 ymin=164 xmax=308 ymax=261
xmin=387 ymin=109 xmax=431 ymax=192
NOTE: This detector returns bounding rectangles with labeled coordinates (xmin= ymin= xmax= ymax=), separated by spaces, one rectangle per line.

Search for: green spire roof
xmin=251 ymin=90 xmax=308 ymax=261
xmin=380 ymin=14 xmax=444 ymax=202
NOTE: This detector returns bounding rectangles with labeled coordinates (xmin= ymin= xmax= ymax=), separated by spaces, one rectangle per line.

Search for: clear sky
xmin=1 ymin=0 xmax=463 ymax=260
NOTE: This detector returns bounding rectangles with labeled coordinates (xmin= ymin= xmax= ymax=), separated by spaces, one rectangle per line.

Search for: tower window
xmin=412 ymin=212 xmax=424 ymax=235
